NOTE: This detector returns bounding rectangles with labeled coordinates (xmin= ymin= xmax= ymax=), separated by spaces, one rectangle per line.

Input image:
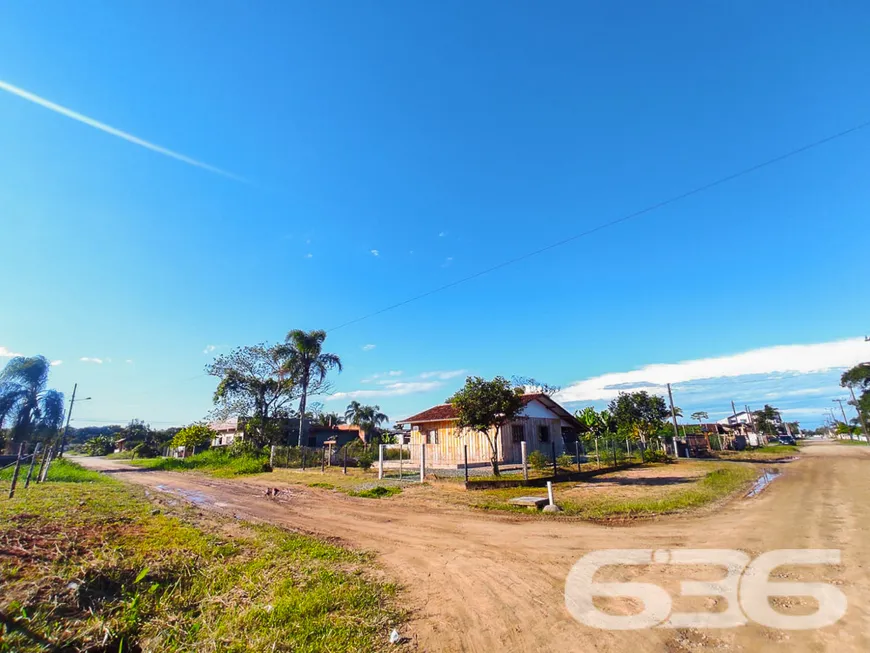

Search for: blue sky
xmin=2 ymin=2 xmax=868 ymax=429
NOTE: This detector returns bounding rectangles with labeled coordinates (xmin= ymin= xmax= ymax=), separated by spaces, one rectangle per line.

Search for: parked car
xmin=777 ymin=435 xmax=796 ymax=446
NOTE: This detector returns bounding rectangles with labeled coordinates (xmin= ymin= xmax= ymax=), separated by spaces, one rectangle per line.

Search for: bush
xmin=350 ymin=486 xmax=401 ymax=498
xmin=357 ymin=451 xmax=374 ymax=471
xmin=527 ymin=449 xmax=549 ymax=471
xmin=642 ymin=449 xmax=672 ymax=463
xmin=556 ymin=453 xmax=575 ymax=469
xmin=132 ymin=441 xmax=161 ymax=458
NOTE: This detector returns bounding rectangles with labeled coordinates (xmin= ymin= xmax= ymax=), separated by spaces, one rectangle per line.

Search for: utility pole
xmin=731 ymin=400 xmax=738 ymax=416
xmin=833 ymin=398 xmax=853 ymax=439
xmin=59 ymin=383 xmax=77 ymax=458
xmin=667 ymin=383 xmax=682 ymax=457
xmin=847 ymin=385 xmax=870 ymax=443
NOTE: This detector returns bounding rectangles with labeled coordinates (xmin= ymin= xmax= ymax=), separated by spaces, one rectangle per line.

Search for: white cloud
xmin=362 ymin=344 xmax=376 ymax=351
xmin=80 ymin=357 xmax=103 ymax=364
xmin=305 ymin=253 xmax=313 ymax=259
xmin=370 ymin=249 xmax=380 ymax=257
xmin=329 ymin=381 xmax=443 ymax=401
xmin=419 ymin=369 xmax=466 ymax=380
xmin=125 ymin=359 xmax=134 ymax=364
xmin=0 ymin=346 xmax=23 ymax=358
xmin=388 ymin=370 xmax=403 ymax=376
xmin=50 ymin=360 xmax=63 ymax=366
xmin=438 ymin=231 xmax=446 ymax=237
xmin=555 ymin=337 xmax=869 ymax=403
xmin=0 ymin=79 xmax=246 ymax=183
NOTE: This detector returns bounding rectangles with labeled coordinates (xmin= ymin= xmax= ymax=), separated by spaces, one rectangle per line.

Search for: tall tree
xmin=280 ymin=330 xmax=342 ymax=448
xmin=609 ymin=391 xmax=669 ymax=445
xmin=841 ymin=362 xmax=870 ymax=441
xmin=691 ymin=411 xmax=709 ymax=433
xmin=344 ymin=402 xmax=388 ymax=442
xmin=0 ymin=356 xmax=65 ymax=452
xmin=344 ymin=401 xmax=365 ymax=426
xmin=314 ymin=412 xmax=345 ymax=427
xmin=207 ymin=344 xmax=299 ymax=447
xmin=448 ymin=376 xmax=524 ymax=476
xmin=752 ymin=404 xmax=780 ymax=436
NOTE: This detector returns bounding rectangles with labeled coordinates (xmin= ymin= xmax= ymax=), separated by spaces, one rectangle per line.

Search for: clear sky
xmin=2 ymin=2 xmax=869 ymax=430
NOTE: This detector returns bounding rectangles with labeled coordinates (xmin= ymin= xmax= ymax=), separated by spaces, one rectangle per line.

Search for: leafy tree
xmin=83 ymin=434 xmax=115 ymax=456
xmin=752 ymin=404 xmax=781 ymax=436
xmin=448 ymin=376 xmax=524 ymax=476
xmin=172 ymin=424 xmax=216 ymax=453
xmin=344 ymin=401 xmax=365 ymax=425
xmin=841 ymin=363 xmax=870 ymax=392
xmin=280 ymin=330 xmax=342 ymax=448
xmin=207 ymin=344 xmax=300 ymax=447
xmin=690 ymin=411 xmax=709 ymax=433
xmin=510 ymin=376 xmax=561 ymax=397
xmin=609 ymin=391 xmax=669 ymax=445
xmin=0 ymin=356 xmax=65 ymax=453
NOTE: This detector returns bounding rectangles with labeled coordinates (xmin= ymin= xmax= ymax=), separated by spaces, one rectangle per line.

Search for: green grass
xmin=468 ymin=464 xmax=759 ymax=519
xmin=127 ymin=449 xmax=269 ymax=477
xmin=349 ymin=486 xmax=402 ymax=499
xmin=835 ymin=438 xmax=869 ymax=445
xmin=0 ymin=461 xmax=401 ymax=652
xmin=0 ymin=457 xmax=104 ymax=483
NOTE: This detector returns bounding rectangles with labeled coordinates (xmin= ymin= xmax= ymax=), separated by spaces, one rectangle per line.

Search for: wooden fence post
xmin=551 ymin=441 xmax=557 ymax=476
xmin=594 ymin=438 xmax=600 ymax=469
xmin=321 ymin=447 xmax=326 ymax=473
xmin=575 ymin=441 xmax=581 ymax=472
xmin=39 ymin=442 xmax=55 ymax=483
xmin=24 ymin=443 xmax=41 ymax=489
xmin=378 ymin=444 xmax=385 ymax=480
xmin=419 ymin=443 xmax=426 ymax=482
xmin=7 ymin=443 xmax=25 ymax=499
xmin=343 ymin=446 xmax=348 ymax=475
xmin=463 ymin=445 xmax=469 ymax=484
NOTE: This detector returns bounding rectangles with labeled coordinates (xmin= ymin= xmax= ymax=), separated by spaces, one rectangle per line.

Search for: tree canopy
xmin=448 ymin=376 xmax=524 ymax=476
xmin=172 ymin=424 xmax=216 ymax=451
xmin=0 ymin=356 xmax=65 ymax=452
xmin=279 ymin=330 xmax=342 ymax=447
xmin=752 ymin=404 xmax=780 ymax=436
xmin=608 ymin=391 xmax=669 ymax=444
xmin=207 ymin=344 xmax=300 ymax=447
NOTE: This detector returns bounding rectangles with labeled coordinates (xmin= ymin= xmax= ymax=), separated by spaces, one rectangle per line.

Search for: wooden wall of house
xmin=406 ymin=416 xmax=566 ymax=466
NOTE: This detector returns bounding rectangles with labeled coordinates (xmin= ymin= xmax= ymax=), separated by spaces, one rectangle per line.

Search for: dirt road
xmin=78 ymin=443 xmax=870 ymax=652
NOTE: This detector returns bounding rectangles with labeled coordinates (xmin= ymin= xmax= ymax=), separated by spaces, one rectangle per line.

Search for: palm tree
xmin=691 ymin=411 xmax=709 ymax=433
xmin=344 ymin=402 xmax=388 ymax=442
xmin=281 ymin=330 xmax=342 ymax=447
xmin=0 ymin=356 xmax=65 ymax=453
xmin=314 ymin=412 xmax=345 ymax=428
xmin=344 ymin=401 xmax=364 ymax=426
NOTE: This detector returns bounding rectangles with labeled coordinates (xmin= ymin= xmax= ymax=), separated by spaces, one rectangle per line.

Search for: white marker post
xmin=521 ymin=441 xmax=528 ymax=481
xmin=378 ymin=444 xmax=385 ymax=480
xmin=547 ymin=481 xmax=555 ymax=506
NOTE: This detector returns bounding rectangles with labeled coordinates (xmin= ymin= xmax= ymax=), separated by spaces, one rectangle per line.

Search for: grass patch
xmin=835 ymin=439 xmax=869 ymax=446
xmin=0 ymin=457 xmax=104 ymax=483
xmin=0 ymin=461 xmax=401 ymax=652
xmin=464 ymin=463 xmax=758 ymax=520
xmin=127 ymin=449 xmax=269 ymax=477
xmin=349 ymin=486 xmax=402 ymax=499
xmin=712 ymin=444 xmax=799 ymax=461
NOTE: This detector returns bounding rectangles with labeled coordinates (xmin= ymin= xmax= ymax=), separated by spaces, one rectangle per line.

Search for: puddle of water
xmin=154 ymin=484 xmax=211 ymax=506
xmin=746 ymin=469 xmax=780 ymax=498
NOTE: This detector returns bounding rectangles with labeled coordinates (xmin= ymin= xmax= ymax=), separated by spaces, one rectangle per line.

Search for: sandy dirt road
xmin=78 ymin=442 xmax=870 ymax=652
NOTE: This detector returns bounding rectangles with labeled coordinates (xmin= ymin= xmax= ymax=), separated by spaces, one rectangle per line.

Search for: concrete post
xmin=378 ymin=444 xmax=385 ymax=479
xmin=521 ymin=441 xmax=528 ymax=481
xmin=270 ymin=445 xmax=276 ymax=468
xmin=547 ymin=480 xmax=555 ymax=507
xmin=419 ymin=443 xmax=426 ymax=482
xmin=399 ymin=443 xmax=403 ymax=480
xmin=464 ymin=445 xmax=469 ymax=484
xmin=595 ymin=438 xmax=600 ymax=469
xmin=551 ymin=441 xmax=557 ymax=476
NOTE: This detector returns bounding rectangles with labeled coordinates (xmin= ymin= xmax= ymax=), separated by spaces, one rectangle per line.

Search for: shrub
xmin=351 ymin=486 xmax=401 ymax=498
xmin=357 ymin=451 xmax=374 ymax=471
xmin=642 ymin=449 xmax=672 ymax=463
xmin=527 ymin=449 xmax=549 ymax=471
xmin=556 ymin=453 xmax=575 ymax=469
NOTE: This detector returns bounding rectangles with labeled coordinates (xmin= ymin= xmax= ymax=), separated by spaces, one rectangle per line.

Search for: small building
xmin=208 ymin=416 xmax=364 ymax=448
xmin=397 ymin=393 xmax=581 ymax=468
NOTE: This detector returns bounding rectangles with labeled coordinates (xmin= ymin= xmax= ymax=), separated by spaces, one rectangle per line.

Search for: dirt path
xmin=78 ymin=443 xmax=870 ymax=652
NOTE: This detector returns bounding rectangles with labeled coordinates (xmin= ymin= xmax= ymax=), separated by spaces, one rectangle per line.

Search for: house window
xmin=427 ymin=430 xmax=439 ymax=445
xmin=539 ymin=425 xmax=550 ymax=443
xmin=511 ymin=424 xmax=525 ymax=443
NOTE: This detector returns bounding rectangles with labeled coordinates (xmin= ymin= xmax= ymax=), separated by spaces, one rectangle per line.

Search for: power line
xmin=327 ymin=118 xmax=870 ymax=332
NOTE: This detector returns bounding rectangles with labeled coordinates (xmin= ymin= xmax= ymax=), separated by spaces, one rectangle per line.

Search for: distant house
xmin=717 ymin=410 xmax=783 ymax=430
xmin=397 ymin=393 xmax=581 ymax=468
xmin=208 ymin=416 xmax=364 ymax=448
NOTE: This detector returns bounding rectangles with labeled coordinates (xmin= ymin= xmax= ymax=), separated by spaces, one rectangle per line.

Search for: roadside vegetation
xmin=834 ymin=438 xmax=869 ymax=446
xmin=0 ymin=461 xmax=401 ymax=652
xmin=712 ymin=443 xmax=800 ymax=461
xmin=439 ymin=461 xmax=759 ymax=520
xmin=127 ymin=447 xmax=269 ymax=477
